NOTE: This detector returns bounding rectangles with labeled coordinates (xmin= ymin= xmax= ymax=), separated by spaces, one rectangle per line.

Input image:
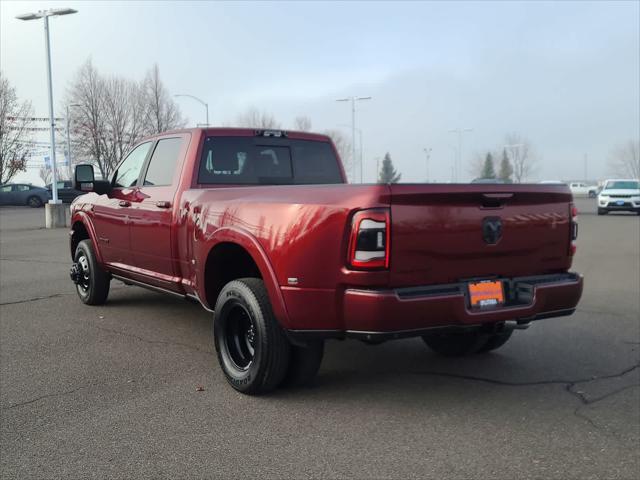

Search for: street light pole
xmin=17 ymin=8 xmax=77 ymax=206
xmin=336 ymin=96 xmax=371 ymax=182
xmin=174 ymin=94 xmax=209 ymax=126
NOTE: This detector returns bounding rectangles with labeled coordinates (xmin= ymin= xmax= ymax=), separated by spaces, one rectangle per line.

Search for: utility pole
xmin=423 ymin=148 xmax=432 ymax=183
xmin=336 ymin=96 xmax=371 ymax=182
xmin=175 ymin=94 xmax=209 ymax=126
xmin=449 ymin=128 xmax=473 ymax=182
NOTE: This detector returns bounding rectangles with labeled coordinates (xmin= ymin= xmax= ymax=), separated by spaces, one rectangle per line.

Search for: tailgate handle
xmin=156 ymin=201 xmax=171 ymax=209
xmin=482 ymin=193 xmax=514 ymax=200
xmin=118 ymin=200 xmax=131 ymax=207
xmin=481 ymin=193 xmax=513 ymax=208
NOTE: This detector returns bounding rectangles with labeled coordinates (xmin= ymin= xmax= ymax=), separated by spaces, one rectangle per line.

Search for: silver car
xmin=0 ymin=183 xmax=52 ymax=207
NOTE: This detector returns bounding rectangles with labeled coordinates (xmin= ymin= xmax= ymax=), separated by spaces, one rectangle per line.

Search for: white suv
xmin=597 ymin=179 xmax=640 ymax=215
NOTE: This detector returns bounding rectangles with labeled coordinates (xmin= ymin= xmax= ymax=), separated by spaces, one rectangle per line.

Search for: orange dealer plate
xmin=468 ymin=280 xmax=505 ymax=308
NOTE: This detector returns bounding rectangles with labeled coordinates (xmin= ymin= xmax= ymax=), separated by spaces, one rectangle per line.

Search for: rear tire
xmin=597 ymin=208 xmax=608 ymax=215
xmin=477 ymin=330 xmax=513 ymax=353
xmin=213 ymin=278 xmax=290 ymax=395
xmin=27 ymin=196 xmax=43 ymax=208
xmin=73 ymin=239 xmax=110 ymax=305
xmin=281 ymin=340 xmax=324 ymax=387
xmin=422 ymin=331 xmax=489 ymax=357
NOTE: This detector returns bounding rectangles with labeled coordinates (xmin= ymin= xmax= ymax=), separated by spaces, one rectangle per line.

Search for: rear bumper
xmin=286 ymin=273 xmax=583 ymax=341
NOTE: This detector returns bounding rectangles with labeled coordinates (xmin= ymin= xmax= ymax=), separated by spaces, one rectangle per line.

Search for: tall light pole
xmin=449 ymin=128 xmax=473 ymax=182
xmin=338 ymin=124 xmax=363 ymax=183
xmin=336 ymin=96 xmax=371 ymax=182
xmin=175 ymin=94 xmax=209 ymax=126
xmin=66 ymin=103 xmax=81 ymax=178
xmin=17 ymin=8 xmax=77 ymax=205
xmin=423 ymin=147 xmax=432 ymax=183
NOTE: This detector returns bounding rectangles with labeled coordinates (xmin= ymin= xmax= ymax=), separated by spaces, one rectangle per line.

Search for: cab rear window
xmin=197 ymin=136 xmax=342 ymax=185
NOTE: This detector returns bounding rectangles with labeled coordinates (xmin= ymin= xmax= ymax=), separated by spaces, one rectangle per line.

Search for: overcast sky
xmin=2 ymin=0 xmax=639 ymax=185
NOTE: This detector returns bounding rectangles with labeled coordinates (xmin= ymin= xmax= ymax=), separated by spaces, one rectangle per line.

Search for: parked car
xmin=46 ymin=180 xmax=83 ymax=203
xmin=597 ymin=179 xmax=640 ymax=215
xmin=0 ymin=183 xmax=51 ymax=207
xmin=68 ymin=127 xmax=583 ymax=395
xmin=569 ymin=181 xmax=598 ymax=197
xmin=471 ymin=178 xmax=507 ymax=184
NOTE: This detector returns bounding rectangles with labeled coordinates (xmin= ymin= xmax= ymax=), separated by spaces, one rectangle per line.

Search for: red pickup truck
xmin=69 ymin=128 xmax=583 ymax=394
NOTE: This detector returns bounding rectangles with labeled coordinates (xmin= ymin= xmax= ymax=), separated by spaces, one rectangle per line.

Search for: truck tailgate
xmin=389 ymin=184 xmax=574 ymax=287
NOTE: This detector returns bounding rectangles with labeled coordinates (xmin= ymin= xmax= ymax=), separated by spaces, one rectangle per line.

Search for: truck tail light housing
xmin=348 ymin=209 xmax=390 ymax=269
xmin=569 ymin=203 xmax=578 ymax=256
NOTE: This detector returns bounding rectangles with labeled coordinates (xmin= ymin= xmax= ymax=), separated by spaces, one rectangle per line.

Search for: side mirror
xmin=75 ymin=164 xmax=95 ymax=191
xmin=74 ymin=164 xmax=111 ymax=194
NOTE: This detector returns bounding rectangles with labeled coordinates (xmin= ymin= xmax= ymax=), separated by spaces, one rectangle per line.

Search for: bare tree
xmin=142 ymin=64 xmax=185 ymax=134
xmin=38 ymin=165 xmax=53 ymax=185
xmin=323 ymin=129 xmax=353 ymax=179
xmin=505 ymin=133 xmax=536 ymax=183
xmin=609 ymin=140 xmax=639 ymax=178
xmin=293 ymin=116 xmax=312 ymax=132
xmin=65 ymin=60 xmax=185 ymax=179
xmin=236 ymin=107 xmax=281 ymax=129
xmin=0 ymin=72 xmax=34 ymax=184
xmin=65 ymin=60 xmax=109 ymax=178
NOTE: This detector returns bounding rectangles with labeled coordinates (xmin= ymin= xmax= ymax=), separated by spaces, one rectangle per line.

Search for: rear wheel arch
xmin=204 ymin=242 xmax=262 ymax=308
xmin=200 ymin=232 xmax=291 ymax=328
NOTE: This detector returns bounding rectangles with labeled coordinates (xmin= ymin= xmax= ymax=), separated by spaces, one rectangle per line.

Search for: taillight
xmin=569 ymin=203 xmax=578 ymax=255
xmin=348 ymin=209 xmax=390 ymax=269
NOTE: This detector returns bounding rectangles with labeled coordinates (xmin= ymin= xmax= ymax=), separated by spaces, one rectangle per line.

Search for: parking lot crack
xmin=89 ymin=324 xmax=213 ymax=355
xmin=0 ymin=293 xmax=71 ymax=306
xmin=411 ymin=362 xmax=640 ymax=390
xmin=3 ymin=385 xmax=90 ymax=411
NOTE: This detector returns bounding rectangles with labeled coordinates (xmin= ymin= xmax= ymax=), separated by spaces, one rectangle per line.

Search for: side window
xmin=17 ymin=185 xmax=30 ymax=192
xmin=0 ymin=185 xmax=11 ymax=193
xmin=143 ymin=137 xmax=183 ymax=187
xmin=114 ymin=142 xmax=152 ymax=188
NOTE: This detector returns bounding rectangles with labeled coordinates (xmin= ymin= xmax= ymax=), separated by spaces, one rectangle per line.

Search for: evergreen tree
xmin=378 ymin=152 xmax=401 ymax=183
xmin=498 ymin=148 xmax=514 ymax=182
xmin=480 ymin=152 xmax=496 ymax=178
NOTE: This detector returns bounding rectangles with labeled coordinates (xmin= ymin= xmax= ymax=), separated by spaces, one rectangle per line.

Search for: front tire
xmin=422 ymin=331 xmax=489 ymax=357
xmin=213 ymin=278 xmax=290 ymax=395
xmin=73 ymin=239 xmax=110 ymax=305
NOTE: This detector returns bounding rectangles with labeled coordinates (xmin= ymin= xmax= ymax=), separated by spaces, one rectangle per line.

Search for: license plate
xmin=468 ymin=280 xmax=504 ymax=308
xmin=616 ymin=201 xmax=625 ymax=205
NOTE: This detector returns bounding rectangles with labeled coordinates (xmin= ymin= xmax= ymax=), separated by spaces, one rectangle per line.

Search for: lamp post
xmin=338 ymin=124 xmax=363 ymax=183
xmin=336 ymin=96 xmax=371 ymax=183
xmin=174 ymin=94 xmax=209 ymax=126
xmin=16 ymin=8 xmax=77 ymax=208
xmin=66 ymin=103 xmax=81 ymax=178
xmin=423 ymin=147 xmax=432 ymax=183
xmin=449 ymin=128 xmax=473 ymax=182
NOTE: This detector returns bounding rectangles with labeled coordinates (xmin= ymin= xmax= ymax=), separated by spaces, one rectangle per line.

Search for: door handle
xmin=118 ymin=200 xmax=131 ymax=207
xmin=156 ymin=201 xmax=171 ymax=209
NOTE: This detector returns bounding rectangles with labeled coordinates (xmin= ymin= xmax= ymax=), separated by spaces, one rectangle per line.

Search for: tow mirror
xmin=75 ymin=164 xmax=95 ymax=191
xmin=74 ymin=164 xmax=111 ymax=194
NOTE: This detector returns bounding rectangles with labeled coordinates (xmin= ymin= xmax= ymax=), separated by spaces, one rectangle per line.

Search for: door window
xmin=114 ymin=142 xmax=152 ymax=188
xmin=16 ymin=185 xmax=30 ymax=192
xmin=0 ymin=185 xmax=11 ymax=193
xmin=143 ymin=137 xmax=183 ymax=187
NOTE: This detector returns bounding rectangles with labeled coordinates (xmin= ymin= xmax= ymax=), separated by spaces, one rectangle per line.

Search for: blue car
xmin=0 ymin=183 xmax=52 ymax=207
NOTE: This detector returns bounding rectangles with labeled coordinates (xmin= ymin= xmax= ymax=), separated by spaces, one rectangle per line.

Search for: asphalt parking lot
xmin=1 ymin=198 xmax=638 ymax=479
